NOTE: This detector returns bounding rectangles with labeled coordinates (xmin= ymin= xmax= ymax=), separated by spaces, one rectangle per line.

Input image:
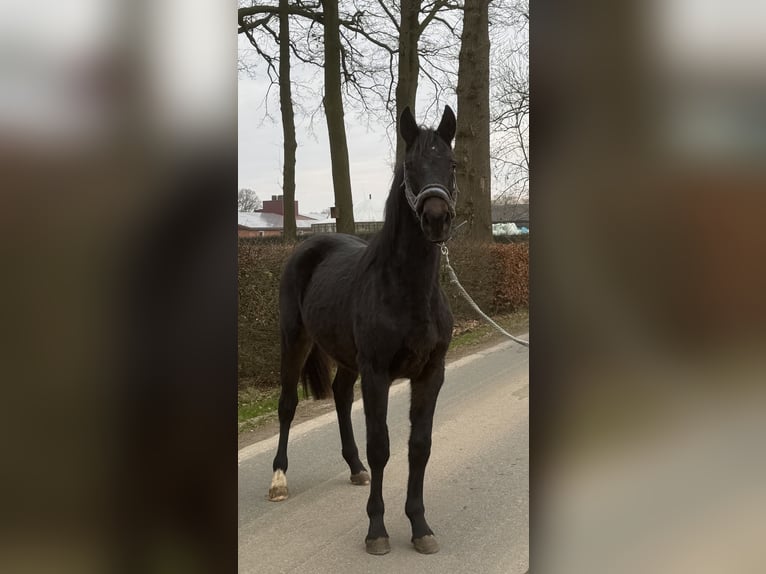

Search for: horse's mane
xmin=382 ymin=162 xmax=406 ymax=229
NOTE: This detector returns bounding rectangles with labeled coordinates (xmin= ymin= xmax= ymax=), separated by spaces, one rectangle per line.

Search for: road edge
xmin=238 ymin=335 xmax=528 ymax=464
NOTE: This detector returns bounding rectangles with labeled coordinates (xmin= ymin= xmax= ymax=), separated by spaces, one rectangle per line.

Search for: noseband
xmin=402 ymin=163 xmax=458 ymax=220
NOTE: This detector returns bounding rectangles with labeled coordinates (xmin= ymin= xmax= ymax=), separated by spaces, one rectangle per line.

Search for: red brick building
xmin=238 ymin=195 xmax=316 ymax=238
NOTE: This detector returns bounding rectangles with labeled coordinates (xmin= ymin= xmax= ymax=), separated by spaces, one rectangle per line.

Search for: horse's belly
xmin=301 ymin=292 xmax=357 ymax=370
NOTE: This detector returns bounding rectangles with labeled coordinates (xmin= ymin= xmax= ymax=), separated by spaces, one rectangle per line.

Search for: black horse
xmin=268 ymin=106 xmax=457 ymax=556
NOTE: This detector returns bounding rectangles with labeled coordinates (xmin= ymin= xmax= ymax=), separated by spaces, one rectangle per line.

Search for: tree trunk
xmin=395 ymin=0 xmax=422 ymax=164
xmin=454 ymin=0 xmax=492 ymax=242
xmin=322 ymin=0 xmax=355 ymax=234
xmin=279 ymin=0 xmax=297 ymax=241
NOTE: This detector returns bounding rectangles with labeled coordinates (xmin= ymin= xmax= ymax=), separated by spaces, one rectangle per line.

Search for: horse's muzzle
xmin=420 ymin=196 xmax=452 ymax=243
xmin=411 ymin=185 xmax=456 ymax=220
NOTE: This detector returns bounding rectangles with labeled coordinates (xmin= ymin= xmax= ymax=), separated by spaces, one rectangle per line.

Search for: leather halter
xmin=401 ymin=162 xmax=458 ymax=220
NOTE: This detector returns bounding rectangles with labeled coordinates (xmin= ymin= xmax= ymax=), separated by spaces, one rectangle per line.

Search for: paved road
xmin=238 ymin=339 xmax=529 ymax=574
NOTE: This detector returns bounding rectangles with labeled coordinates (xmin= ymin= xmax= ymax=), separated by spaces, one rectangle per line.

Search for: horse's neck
xmin=373 ymin=172 xmax=441 ymax=289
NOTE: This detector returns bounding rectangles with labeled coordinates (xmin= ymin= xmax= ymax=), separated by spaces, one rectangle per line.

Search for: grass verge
xmin=448 ymin=308 xmax=529 ymax=356
xmin=238 ymin=385 xmax=308 ymax=433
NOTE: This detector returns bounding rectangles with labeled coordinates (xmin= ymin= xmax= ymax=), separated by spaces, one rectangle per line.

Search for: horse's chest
xmin=389 ymin=324 xmax=440 ymax=378
xmin=354 ymin=288 xmax=449 ymax=378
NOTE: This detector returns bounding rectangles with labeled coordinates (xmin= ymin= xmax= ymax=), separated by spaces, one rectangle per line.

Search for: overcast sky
xmin=237 ymin=8 xmax=532 ymax=215
xmin=238 ymin=74 xmax=401 ymax=216
xmin=236 ymin=19 xmax=462 ymax=217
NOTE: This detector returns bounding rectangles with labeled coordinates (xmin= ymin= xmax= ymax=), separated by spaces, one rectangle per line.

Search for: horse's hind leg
xmin=332 ymin=367 xmax=369 ymax=485
xmin=269 ymin=327 xmax=311 ymax=502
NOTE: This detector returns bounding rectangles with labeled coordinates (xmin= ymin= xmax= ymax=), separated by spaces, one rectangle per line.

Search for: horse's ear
xmin=437 ymin=105 xmax=456 ymax=145
xmin=400 ymin=106 xmax=419 ymax=147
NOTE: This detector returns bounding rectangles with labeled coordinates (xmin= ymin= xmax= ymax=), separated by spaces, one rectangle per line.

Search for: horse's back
xmin=282 ymin=234 xmax=366 ymax=284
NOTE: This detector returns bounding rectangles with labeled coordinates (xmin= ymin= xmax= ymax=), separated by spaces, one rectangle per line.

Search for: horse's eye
xmin=450 ymin=161 xmax=457 ymax=170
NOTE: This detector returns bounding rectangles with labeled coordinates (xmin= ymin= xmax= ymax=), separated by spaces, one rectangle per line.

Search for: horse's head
xmin=400 ymin=105 xmax=458 ymax=244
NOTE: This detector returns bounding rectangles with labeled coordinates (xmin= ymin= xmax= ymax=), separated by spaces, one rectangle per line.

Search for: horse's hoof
xmin=413 ymin=535 xmax=439 ymax=554
xmin=268 ymin=486 xmax=288 ymax=502
xmin=365 ymin=537 xmax=391 ymax=555
xmin=268 ymin=469 xmax=288 ymax=502
xmin=350 ymin=471 xmax=370 ymax=485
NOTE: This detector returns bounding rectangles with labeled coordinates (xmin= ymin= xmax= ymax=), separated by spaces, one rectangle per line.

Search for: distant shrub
xmin=442 ymin=240 xmax=529 ymax=322
xmin=489 ymin=242 xmax=529 ymax=311
xmin=238 ymin=240 xmax=290 ymax=388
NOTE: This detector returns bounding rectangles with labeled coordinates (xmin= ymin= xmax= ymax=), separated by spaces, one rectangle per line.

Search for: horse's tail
xmin=301 ymin=345 xmax=333 ymax=400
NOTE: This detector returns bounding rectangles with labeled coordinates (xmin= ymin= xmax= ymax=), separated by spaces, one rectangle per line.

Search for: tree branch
xmin=375 ymin=0 xmax=400 ymax=31
xmin=418 ymin=0 xmax=462 ymax=35
xmin=239 ymin=5 xmax=321 ymax=25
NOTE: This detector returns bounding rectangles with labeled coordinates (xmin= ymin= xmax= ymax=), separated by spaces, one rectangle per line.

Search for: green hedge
xmin=238 ymin=241 xmax=284 ymax=389
xmin=238 ymin=236 xmax=528 ymax=389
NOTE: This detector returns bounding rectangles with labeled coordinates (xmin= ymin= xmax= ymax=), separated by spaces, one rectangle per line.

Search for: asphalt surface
xmin=238 ymin=338 xmax=529 ymax=574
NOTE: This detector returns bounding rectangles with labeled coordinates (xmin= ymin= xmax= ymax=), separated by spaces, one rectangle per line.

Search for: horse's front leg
xmin=406 ymin=355 xmax=445 ymax=554
xmin=360 ymin=368 xmax=392 ymax=555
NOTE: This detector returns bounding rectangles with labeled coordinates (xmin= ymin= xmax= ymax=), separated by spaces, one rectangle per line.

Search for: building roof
xmin=492 ymin=203 xmax=529 ymax=223
xmin=238 ymin=211 xmax=316 ymax=230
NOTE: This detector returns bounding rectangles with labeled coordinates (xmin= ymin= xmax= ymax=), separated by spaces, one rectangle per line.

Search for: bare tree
xmin=239 ymin=0 xmax=368 ymax=234
xmin=238 ymin=2 xmax=298 ymax=241
xmin=238 ymin=1 xmax=472 ymax=227
xmin=394 ymin=0 xmax=464 ymax=163
xmin=395 ymin=0 xmax=421 ymax=163
xmin=248 ymin=1 xmax=460 ymax=164
xmin=238 ymin=188 xmax=263 ymax=212
xmin=454 ymin=0 xmax=492 ymax=241
xmin=490 ymin=0 xmax=529 ymax=204
xmin=321 ymin=0 xmax=355 ymax=233
xmin=280 ymin=0 xmax=298 ymax=241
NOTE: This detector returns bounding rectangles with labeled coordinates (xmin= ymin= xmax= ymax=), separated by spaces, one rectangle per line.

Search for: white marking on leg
xmin=268 ymin=469 xmax=288 ymax=501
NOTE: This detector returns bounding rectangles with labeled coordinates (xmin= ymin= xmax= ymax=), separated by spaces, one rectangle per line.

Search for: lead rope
xmin=440 ymin=243 xmax=530 ymax=348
